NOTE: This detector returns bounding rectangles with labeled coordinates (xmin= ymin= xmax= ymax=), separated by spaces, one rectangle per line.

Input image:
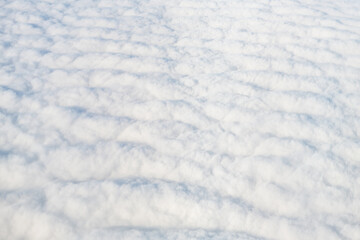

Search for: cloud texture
xmin=0 ymin=0 xmax=360 ymax=239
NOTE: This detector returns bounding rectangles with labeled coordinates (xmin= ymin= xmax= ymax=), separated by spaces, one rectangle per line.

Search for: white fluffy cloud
xmin=1 ymin=0 xmax=360 ymax=239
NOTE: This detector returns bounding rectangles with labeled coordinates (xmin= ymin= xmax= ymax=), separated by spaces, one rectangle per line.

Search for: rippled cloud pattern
xmin=0 ymin=0 xmax=360 ymax=239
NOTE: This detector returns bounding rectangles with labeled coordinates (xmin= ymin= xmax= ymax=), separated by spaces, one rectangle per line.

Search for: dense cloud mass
xmin=1 ymin=0 xmax=360 ymax=239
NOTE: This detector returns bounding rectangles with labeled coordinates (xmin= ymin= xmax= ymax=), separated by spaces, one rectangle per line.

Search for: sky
xmin=0 ymin=0 xmax=360 ymax=239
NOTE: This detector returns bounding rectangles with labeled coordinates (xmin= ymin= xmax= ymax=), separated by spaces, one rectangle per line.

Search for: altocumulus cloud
xmin=0 ymin=0 xmax=360 ymax=239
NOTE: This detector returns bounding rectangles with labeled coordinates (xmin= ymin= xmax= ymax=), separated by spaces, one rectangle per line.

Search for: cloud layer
xmin=1 ymin=0 xmax=360 ymax=239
